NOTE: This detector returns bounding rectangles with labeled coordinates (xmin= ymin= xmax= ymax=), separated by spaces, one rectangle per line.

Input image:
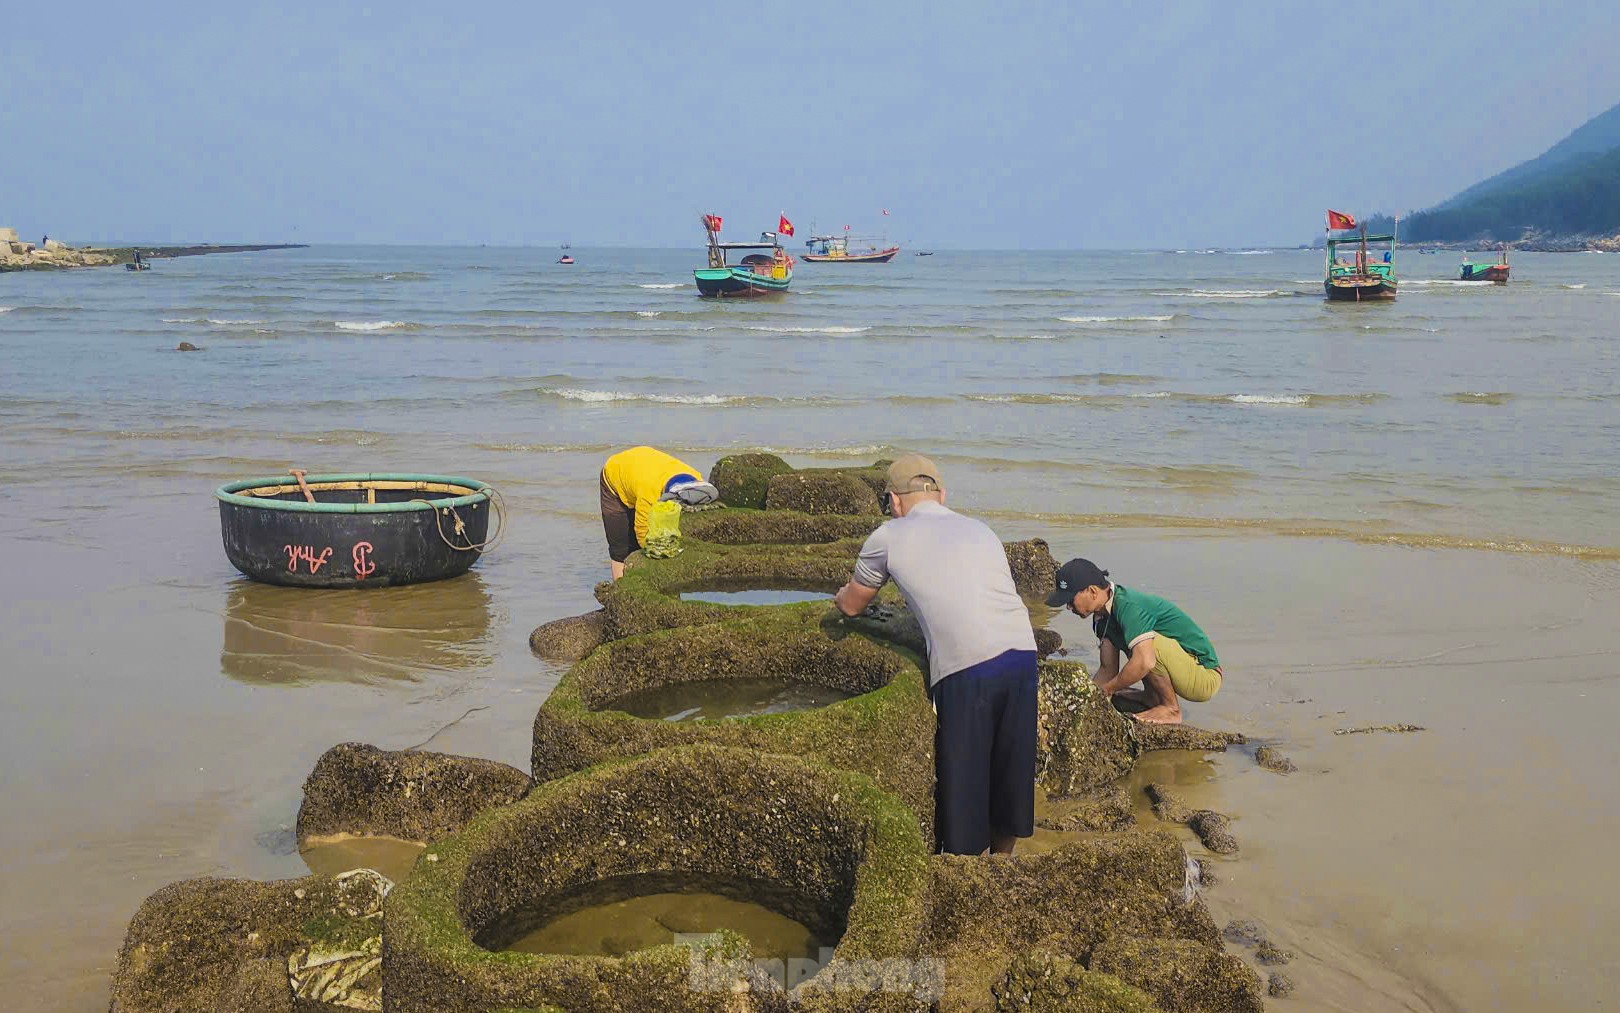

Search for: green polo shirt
xmin=1092 ymin=584 xmax=1220 ymax=670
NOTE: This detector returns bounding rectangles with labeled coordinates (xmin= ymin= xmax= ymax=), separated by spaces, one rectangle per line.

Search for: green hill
xmin=1404 ymin=100 xmax=1620 ymax=242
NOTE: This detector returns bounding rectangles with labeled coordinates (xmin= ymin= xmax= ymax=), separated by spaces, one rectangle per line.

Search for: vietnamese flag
xmin=703 ymin=214 xmax=723 ymax=233
xmin=778 ymin=214 xmax=794 ymax=237
xmin=1327 ymin=210 xmax=1356 ymax=231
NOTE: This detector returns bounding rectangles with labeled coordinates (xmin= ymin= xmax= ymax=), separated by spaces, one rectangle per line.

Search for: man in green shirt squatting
xmin=1045 ymin=558 xmax=1222 ymax=725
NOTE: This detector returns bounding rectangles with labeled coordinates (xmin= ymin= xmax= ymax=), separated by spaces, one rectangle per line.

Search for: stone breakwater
xmin=0 ymin=228 xmax=306 ymax=271
xmin=109 ymin=455 xmax=1285 ymax=1012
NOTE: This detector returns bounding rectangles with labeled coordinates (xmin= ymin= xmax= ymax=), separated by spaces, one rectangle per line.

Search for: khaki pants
xmin=1152 ymin=635 xmax=1222 ymax=703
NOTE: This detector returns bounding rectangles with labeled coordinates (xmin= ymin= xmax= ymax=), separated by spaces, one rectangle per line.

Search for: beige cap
xmin=885 ymin=454 xmax=943 ymax=494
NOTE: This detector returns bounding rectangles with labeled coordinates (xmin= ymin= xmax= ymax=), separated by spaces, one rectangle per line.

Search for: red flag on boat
xmin=703 ymin=214 xmax=723 ymax=233
xmin=778 ymin=214 xmax=794 ymax=237
xmin=1326 ymin=210 xmax=1356 ymax=231
xmin=843 ymin=224 xmax=851 ymax=231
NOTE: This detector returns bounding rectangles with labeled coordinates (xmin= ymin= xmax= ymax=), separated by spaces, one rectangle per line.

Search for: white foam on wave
xmin=745 ymin=325 xmax=872 ymax=335
xmin=1130 ymin=391 xmax=1172 ymax=399
xmin=539 ymin=387 xmax=746 ymax=405
xmin=635 ymin=311 xmax=662 ymax=318
xmin=1228 ymin=394 xmax=1310 ymax=405
xmin=1562 ymin=283 xmax=1586 ymax=289
xmin=0 ymin=306 xmax=13 ymax=314
xmin=1176 ymin=289 xmax=1288 ymax=299
xmin=1405 ymin=279 xmax=1486 ymax=287
xmin=637 ymin=283 xmax=683 ymax=289
xmin=1059 ymin=314 xmax=1174 ymax=324
xmin=334 ymin=320 xmax=412 ymax=331
xmin=164 ymin=317 xmax=267 ymax=326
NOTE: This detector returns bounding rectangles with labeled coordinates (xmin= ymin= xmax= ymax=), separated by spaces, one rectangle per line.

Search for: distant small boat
xmin=1325 ymin=222 xmax=1397 ymax=302
xmin=802 ymin=234 xmax=900 ymax=263
xmin=1460 ymin=246 xmax=1509 ymax=283
xmin=693 ymin=214 xmax=793 ymax=297
xmin=557 ymin=255 xmax=574 ymax=265
xmin=915 ymin=251 xmax=934 ymax=256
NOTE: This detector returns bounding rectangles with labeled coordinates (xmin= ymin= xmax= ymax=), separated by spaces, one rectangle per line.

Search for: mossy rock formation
xmin=683 ymin=508 xmax=879 ymax=546
xmin=384 ymin=745 xmax=932 ymax=1012
xmin=710 ymin=452 xmax=795 ymax=509
xmin=528 ymin=609 xmax=611 ymax=663
xmin=110 ymin=868 xmax=391 ymax=1012
xmin=923 ymin=831 xmax=1221 ymax=1010
xmin=766 ymin=471 xmax=882 ymax=516
xmin=296 ymin=742 xmax=532 ymax=846
xmin=993 ymin=952 xmax=1159 ymax=1012
xmin=1090 ymin=937 xmax=1265 ymax=1012
xmin=1037 ymin=661 xmax=1137 ymax=797
xmin=532 ymin=611 xmax=936 ymax=837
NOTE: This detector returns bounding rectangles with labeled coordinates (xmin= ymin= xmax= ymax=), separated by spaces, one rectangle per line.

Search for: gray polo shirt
xmin=852 ymin=500 xmax=1035 ymax=685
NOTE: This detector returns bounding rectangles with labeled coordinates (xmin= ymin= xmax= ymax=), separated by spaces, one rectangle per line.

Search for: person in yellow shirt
xmin=599 ymin=447 xmax=718 ymax=579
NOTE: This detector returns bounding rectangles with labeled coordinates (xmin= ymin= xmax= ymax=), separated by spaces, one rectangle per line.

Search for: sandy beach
xmin=3 ymin=247 xmax=1618 ymax=1009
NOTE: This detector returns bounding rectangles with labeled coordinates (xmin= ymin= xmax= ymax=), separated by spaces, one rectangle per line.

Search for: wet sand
xmin=1 ymin=466 xmax=1617 ymax=1009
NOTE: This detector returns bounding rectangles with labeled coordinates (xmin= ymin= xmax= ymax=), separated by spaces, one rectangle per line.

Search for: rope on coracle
xmin=410 ymin=484 xmax=507 ymax=553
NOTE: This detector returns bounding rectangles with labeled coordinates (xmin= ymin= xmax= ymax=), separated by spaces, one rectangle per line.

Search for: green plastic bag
xmin=643 ymin=500 xmax=683 ymax=559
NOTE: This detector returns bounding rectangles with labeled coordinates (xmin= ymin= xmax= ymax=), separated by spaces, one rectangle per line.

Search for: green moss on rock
xmin=711 ymin=453 xmax=794 ymax=509
xmin=1090 ymin=937 xmax=1265 ymax=1013
xmin=528 ymin=609 xmax=610 ymax=663
xmin=383 ymin=746 xmax=931 ymax=1012
xmin=766 ymin=471 xmax=882 ymax=516
xmin=993 ymin=952 xmax=1160 ymax=1012
xmin=1038 ymin=661 xmax=1137 ymax=797
xmin=110 ymin=868 xmax=391 ymax=1013
xmin=532 ymin=611 xmax=936 ymax=837
xmin=296 ymin=743 xmax=532 ymax=847
xmin=924 ymin=832 xmax=1219 ymax=1010
xmin=683 ymin=508 xmax=880 ymax=546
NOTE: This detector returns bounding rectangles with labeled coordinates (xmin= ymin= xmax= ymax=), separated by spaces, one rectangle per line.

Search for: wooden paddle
xmin=288 ymin=468 xmax=316 ymax=504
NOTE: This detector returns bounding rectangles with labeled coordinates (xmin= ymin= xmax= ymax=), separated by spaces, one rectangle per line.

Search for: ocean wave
xmin=635 ymin=311 xmax=662 ymax=318
xmin=380 ymin=271 xmax=430 ymax=281
xmin=1159 ymin=289 xmax=1292 ymax=300
xmin=973 ymin=510 xmax=1620 ymax=560
xmin=987 ymin=288 xmax=1083 ymax=297
xmin=1561 ymin=284 xmax=1586 ymax=290
xmin=1227 ymin=394 xmax=1308 ymax=405
xmin=1404 ymin=279 xmax=1489 ymax=287
xmin=637 ymin=283 xmax=683 ymax=289
xmin=334 ymin=320 xmax=416 ymax=331
xmin=1058 ymin=314 xmax=1175 ymax=324
xmin=0 ymin=306 xmax=12 ymax=314
xmin=1448 ymin=392 xmax=1515 ymax=405
xmin=534 ymin=386 xmax=832 ymax=407
xmin=744 ymin=325 xmax=872 ymax=335
xmin=965 ymin=390 xmax=1380 ymax=408
xmin=162 ymin=317 xmax=268 ymax=326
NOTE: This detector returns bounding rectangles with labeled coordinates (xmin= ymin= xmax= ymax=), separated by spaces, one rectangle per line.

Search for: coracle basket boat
xmin=215 ymin=473 xmax=502 ymax=588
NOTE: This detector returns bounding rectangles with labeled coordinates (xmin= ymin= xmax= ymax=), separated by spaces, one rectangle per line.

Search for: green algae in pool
xmin=301 ymin=834 xmax=426 ymax=883
xmin=678 ymin=588 xmax=831 ymax=606
xmin=611 ymin=678 xmax=855 ymax=721
xmin=505 ymin=891 xmax=829 ymax=962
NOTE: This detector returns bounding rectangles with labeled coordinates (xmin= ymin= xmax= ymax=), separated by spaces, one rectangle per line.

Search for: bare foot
xmin=1134 ymin=705 xmax=1184 ymax=725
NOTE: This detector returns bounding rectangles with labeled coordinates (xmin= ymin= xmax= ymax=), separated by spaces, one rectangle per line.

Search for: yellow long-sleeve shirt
xmin=601 ymin=446 xmax=703 ymax=546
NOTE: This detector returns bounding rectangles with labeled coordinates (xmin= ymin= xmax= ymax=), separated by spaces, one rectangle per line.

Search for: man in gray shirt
xmin=834 ymin=454 xmax=1038 ymax=855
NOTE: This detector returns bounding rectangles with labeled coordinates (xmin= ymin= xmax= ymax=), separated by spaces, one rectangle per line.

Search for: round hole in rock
xmin=612 ymin=677 xmax=855 ymax=721
xmin=497 ymin=873 xmax=835 ymax=963
xmin=678 ymin=588 xmax=831 ymax=607
xmin=585 ymin=631 xmax=899 ymax=722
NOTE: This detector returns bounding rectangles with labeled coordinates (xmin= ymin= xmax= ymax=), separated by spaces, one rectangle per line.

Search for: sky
xmin=6 ymin=1 xmax=1620 ymax=249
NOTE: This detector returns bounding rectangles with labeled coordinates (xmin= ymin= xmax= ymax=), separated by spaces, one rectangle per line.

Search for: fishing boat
xmin=801 ymin=234 xmax=900 ymax=263
xmin=216 ymin=471 xmax=502 ymax=588
xmin=1460 ymin=246 xmax=1509 ymax=283
xmin=557 ymin=255 xmax=575 ymax=265
xmin=693 ymin=214 xmax=793 ymax=297
xmin=1325 ymin=225 xmax=1398 ymax=302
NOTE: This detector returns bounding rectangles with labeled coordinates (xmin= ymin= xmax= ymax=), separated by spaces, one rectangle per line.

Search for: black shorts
xmin=930 ymin=648 xmax=1038 ymax=855
xmin=600 ymin=471 xmax=639 ymax=563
